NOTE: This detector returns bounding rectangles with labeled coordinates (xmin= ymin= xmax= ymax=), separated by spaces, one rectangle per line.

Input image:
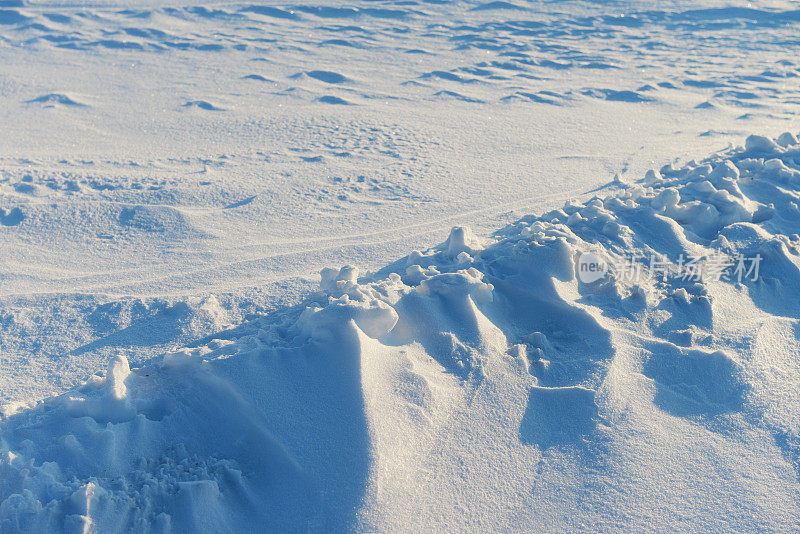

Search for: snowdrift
xmin=3 ymin=133 xmax=800 ymax=531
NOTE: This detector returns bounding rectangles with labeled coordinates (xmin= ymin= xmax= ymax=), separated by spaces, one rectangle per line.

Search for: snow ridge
xmin=3 ymin=133 xmax=800 ymax=531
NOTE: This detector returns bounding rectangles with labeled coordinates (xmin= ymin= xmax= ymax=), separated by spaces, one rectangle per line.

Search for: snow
xmin=2 ymin=0 xmax=800 ymax=531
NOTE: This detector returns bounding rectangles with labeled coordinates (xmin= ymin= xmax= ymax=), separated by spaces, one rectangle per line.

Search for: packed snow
xmin=1 ymin=0 xmax=800 ymax=532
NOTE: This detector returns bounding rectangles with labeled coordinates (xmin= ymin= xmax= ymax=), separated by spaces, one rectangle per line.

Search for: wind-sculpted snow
xmin=2 ymin=0 xmax=799 ymax=111
xmin=3 ymin=133 xmax=800 ymax=531
xmin=5 ymin=0 xmax=800 ymax=406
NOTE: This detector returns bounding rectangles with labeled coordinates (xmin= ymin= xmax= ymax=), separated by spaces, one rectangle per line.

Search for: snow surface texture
xmin=2 ymin=0 xmax=800 ymax=531
xmin=3 ymin=0 xmax=800 ymax=404
xmin=3 ymin=133 xmax=800 ymax=531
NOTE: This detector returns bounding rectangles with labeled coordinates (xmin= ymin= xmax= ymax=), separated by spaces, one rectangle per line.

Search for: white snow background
xmin=1 ymin=0 xmax=800 ymax=531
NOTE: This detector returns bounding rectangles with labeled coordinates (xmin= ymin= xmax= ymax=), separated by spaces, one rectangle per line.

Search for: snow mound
xmin=3 ymin=133 xmax=800 ymax=531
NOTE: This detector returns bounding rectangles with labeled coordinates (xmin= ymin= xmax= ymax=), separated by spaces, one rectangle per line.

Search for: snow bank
xmin=3 ymin=133 xmax=800 ymax=531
